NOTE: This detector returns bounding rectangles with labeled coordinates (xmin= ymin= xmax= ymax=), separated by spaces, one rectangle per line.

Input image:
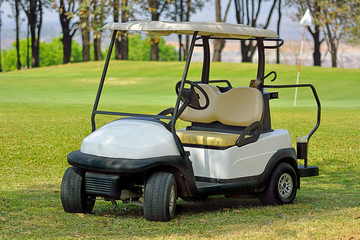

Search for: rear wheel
xmin=61 ymin=167 xmax=95 ymax=213
xmin=259 ymin=163 xmax=298 ymax=205
xmin=143 ymin=172 xmax=177 ymax=222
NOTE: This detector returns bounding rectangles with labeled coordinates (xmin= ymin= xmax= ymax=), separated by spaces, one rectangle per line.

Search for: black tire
xmin=143 ymin=172 xmax=177 ymax=222
xmin=259 ymin=162 xmax=298 ymax=205
xmin=61 ymin=167 xmax=95 ymax=213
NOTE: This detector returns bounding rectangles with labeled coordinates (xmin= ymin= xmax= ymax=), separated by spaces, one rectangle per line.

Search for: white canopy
xmin=103 ymin=21 xmax=278 ymax=39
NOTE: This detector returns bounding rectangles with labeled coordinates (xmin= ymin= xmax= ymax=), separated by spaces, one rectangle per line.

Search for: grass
xmin=0 ymin=61 xmax=359 ymax=239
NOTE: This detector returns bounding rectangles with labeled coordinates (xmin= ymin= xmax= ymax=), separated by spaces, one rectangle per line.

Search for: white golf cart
xmin=61 ymin=21 xmax=321 ymax=222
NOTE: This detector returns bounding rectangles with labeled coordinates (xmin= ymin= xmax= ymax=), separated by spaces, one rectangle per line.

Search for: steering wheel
xmin=175 ymin=80 xmax=210 ymax=110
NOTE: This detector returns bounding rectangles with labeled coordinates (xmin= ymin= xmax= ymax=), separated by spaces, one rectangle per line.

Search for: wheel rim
xmin=169 ymin=183 xmax=176 ymax=215
xmin=277 ymin=173 xmax=293 ymax=199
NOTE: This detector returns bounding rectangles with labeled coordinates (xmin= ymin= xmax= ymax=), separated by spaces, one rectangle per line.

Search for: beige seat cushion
xmin=179 ymin=84 xmax=263 ymax=126
xmin=177 ymin=129 xmax=239 ymax=147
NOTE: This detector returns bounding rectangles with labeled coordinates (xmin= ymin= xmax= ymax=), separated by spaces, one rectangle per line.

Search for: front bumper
xmin=68 ymin=150 xmax=186 ymax=174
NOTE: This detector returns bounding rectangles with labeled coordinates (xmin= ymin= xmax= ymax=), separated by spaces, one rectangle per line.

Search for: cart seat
xmin=178 ymin=84 xmax=264 ymax=148
xmin=176 ymin=130 xmax=240 ymax=148
xmin=179 ymin=84 xmax=263 ymax=126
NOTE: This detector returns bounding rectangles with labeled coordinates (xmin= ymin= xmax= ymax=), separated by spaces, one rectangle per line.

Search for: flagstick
xmin=294 ymin=25 xmax=306 ymax=107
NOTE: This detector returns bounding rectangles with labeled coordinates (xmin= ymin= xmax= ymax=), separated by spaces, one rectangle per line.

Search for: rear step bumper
xmin=298 ymin=165 xmax=319 ymax=177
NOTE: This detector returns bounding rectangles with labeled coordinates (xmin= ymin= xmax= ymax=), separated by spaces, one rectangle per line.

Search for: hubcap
xmin=278 ymin=173 xmax=293 ymax=199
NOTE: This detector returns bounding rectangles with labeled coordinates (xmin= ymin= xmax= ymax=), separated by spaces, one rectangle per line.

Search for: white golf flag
xmin=300 ymin=9 xmax=313 ymax=26
xmin=294 ymin=9 xmax=312 ymax=106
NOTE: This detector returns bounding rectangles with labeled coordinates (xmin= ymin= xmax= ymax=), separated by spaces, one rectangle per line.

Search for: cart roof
xmin=103 ymin=21 xmax=278 ymax=39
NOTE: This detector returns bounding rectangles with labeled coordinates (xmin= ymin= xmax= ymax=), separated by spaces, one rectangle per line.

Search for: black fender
xmin=67 ymin=150 xmax=187 ymax=174
xmin=258 ymin=148 xmax=299 ymax=192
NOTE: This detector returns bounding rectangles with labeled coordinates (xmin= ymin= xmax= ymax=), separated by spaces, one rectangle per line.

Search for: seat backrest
xmin=179 ymin=84 xmax=264 ymax=127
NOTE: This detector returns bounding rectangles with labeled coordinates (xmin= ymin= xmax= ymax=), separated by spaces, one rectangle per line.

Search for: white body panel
xmin=80 ymin=119 xmax=180 ymax=159
xmin=185 ymin=129 xmax=292 ymax=179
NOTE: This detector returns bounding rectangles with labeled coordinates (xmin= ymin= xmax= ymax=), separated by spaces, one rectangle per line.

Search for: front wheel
xmin=143 ymin=172 xmax=177 ymax=222
xmin=61 ymin=167 xmax=95 ymax=213
xmin=259 ymin=162 xmax=298 ymax=205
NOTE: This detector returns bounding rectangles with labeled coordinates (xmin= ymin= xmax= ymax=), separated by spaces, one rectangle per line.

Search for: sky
xmin=0 ymin=1 xmax=306 ymax=50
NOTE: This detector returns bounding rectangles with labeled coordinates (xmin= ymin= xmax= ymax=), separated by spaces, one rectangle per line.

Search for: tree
xmin=113 ymin=0 xmax=129 ymax=60
xmin=213 ymin=0 xmax=232 ymax=62
xmin=0 ymin=0 xmax=3 ymax=72
xmin=119 ymin=0 xmax=129 ymax=60
xmin=345 ymin=0 xmax=360 ymax=45
xmin=346 ymin=14 xmax=360 ymax=44
xmin=184 ymin=0 xmax=190 ymax=60
xmin=146 ymin=0 xmax=170 ymax=60
xmin=234 ymin=0 xmax=278 ymax=62
xmin=288 ymin=0 xmax=324 ymax=66
xmin=289 ymin=0 xmax=359 ymax=67
xmin=318 ymin=0 xmax=356 ymax=67
xmin=276 ymin=0 xmax=281 ymax=64
xmin=166 ymin=0 xmax=207 ymax=61
xmin=113 ymin=0 xmax=121 ymax=59
xmin=7 ymin=0 xmax=23 ymax=69
xmin=92 ymin=0 xmax=108 ymax=61
xmin=20 ymin=0 xmax=44 ymax=68
xmin=14 ymin=0 xmax=22 ymax=70
xmin=172 ymin=0 xmax=184 ymax=61
xmin=26 ymin=17 xmax=30 ymax=68
xmin=79 ymin=0 xmax=90 ymax=61
xmin=57 ymin=0 xmax=78 ymax=64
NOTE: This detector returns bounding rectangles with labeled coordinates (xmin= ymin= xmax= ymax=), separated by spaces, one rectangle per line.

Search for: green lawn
xmin=0 ymin=61 xmax=359 ymax=239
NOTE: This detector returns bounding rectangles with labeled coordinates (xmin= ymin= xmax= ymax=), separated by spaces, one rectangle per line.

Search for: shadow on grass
xmin=177 ymin=196 xmax=261 ymax=214
xmin=1 ymin=177 xmax=359 ymax=239
xmin=92 ymin=196 xmax=262 ymax=217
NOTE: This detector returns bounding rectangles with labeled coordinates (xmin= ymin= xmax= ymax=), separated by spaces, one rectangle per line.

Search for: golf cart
xmin=61 ymin=21 xmax=321 ymax=222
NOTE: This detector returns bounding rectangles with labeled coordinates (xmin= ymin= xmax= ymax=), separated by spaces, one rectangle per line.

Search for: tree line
xmin=0 ymin=0 xmax=358 ymax=72
xmin=0 ymin=34 xmax=177 ymax=71
xmin=0 ymin=0 xmax=208 ymax=71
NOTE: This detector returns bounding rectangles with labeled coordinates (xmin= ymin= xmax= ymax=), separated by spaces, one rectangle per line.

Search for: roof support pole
xmin=171 ymin=31 xmax=199 ymax=158
xmin=91 ymin=30 xmax=118 ymax=132
xmin=256 ymin=38 xmax=265 ymax=90
xmin=201 ymin=36 xmax=210 ymax=84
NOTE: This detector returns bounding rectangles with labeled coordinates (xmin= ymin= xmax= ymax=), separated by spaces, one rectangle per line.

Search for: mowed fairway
xmin=0 ymin=60 xmax=359 ymax=239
